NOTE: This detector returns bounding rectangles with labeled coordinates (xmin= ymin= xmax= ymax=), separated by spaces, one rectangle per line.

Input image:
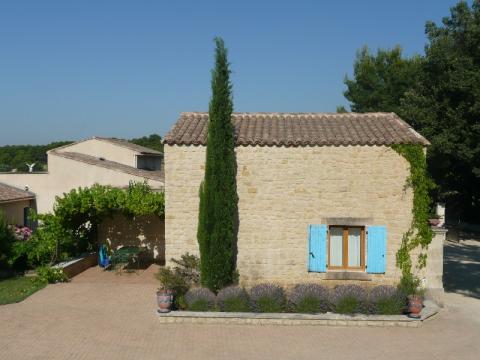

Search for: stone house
xmin=163 ymin=112 xmax=445 ymax=292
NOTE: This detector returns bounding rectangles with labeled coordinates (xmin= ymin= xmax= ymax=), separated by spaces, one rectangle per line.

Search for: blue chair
xmin=98 ymin=245 xmax=110 ymax=269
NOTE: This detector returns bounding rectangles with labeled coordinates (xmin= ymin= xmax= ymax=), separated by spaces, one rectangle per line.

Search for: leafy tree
xmin=197 ymin=38 xmax=238 ymax=292
xmin=400 ymin=0 xmax=480 ymax=221
xmin=0 ymin=141 xmax=72 ymax=172
xmin=336 ymin=105 xmax=348 ymax=113
xmin=0 ymin=134 xmax=163 ymax=172
xmin=130 ymin=134 xmax=163 ymax=152
xmin=344 ymin=46 xmax=422 ymax=114
xmin=342 ymin=1 xmax=480 ymax=222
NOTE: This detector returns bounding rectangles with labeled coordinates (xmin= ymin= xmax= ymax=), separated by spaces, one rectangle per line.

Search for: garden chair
xmin=98 ymin=244 xmax=111 ymax=269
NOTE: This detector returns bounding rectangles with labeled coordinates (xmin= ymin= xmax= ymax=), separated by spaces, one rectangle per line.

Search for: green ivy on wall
xmin=390 ymin=144 xmax=433 ymax=279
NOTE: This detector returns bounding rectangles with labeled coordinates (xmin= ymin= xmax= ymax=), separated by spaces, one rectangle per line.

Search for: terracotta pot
xmin=408 ymin=295 xmax=423 ymax=318
xmin=157 ymin=290 xmax=173 ymax=313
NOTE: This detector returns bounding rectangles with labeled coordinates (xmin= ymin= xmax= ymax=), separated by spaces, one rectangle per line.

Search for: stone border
xmin=157 ymin=302 xmax=439 ymax=327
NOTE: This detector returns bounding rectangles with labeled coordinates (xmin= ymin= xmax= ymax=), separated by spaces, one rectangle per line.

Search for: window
xmin=136 ymin=155 xmax=162 ymax=171
xmin=23 ymin=207 xmax=31 ymax=228
xmin=328 ymin=226 xmax=365 ymax=270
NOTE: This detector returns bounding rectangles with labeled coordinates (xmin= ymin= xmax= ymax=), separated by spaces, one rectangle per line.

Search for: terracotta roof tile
xmin=0 ymin=183 xmax=35 ymax=203
xmin=163 ymin=112 xmax=430 ymax=147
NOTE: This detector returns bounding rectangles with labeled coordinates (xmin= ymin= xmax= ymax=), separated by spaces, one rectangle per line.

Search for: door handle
xmin=309 ymin=252 xmax=315 ymax=258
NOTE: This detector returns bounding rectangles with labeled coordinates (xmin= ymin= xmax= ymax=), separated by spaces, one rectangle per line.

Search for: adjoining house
xmin=163 ymin=112 xmax=445 ymax=292
xmin=0 ymin=182 xmax=36 ymax=226
xmin=0 ymin=137 xmax=166 ymax=262
xmin=0 ymin=136 xmax=164 ymax=214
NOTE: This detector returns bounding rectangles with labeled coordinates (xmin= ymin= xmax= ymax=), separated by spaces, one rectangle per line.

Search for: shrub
xmin=249 ymin=284 xmax=286 ymax=313
xmin=36 ymin=266 xmax=68 ymax=283
xmin=331 ymin=285 xmax=368 ymax=314
xmin=170 ymin=253 xmax=200 ymax=286
xmin=288 ymin=283 xmax=330 ymax=314
xmin=155 ymin=253 xmax=201 ymax=297
xmin=399 ymin=273 xmax=425 ymax=297
xmin=369 ymin=286 xmax=407 ymax=315
xmin=184 ymin=287 xmax=216 ymax=311
xmin=216 ymin=286 xmax=250 ymax=312
xmin=0 ymin=212 xmax=15 ymax=270
xmin=155 ymin=267 xmax=188 ymax=297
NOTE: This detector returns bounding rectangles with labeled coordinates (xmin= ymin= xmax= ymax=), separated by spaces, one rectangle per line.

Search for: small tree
xmin=197 ymin=37 xmax=238 ymax=292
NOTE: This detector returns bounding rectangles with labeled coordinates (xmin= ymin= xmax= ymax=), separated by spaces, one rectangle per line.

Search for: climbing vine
xmin=10 ymin=181 xmax=164 ymax=267
xmin=391 ymin=144 xmax=433 ymax=280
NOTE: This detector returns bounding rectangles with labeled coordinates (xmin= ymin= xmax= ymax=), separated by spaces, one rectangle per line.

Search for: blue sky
xmin=0 ymin=0 xmax=460 ymax=145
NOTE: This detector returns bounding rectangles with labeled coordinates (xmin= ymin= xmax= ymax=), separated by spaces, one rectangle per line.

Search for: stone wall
xmin=424 ymin=227 xmax=447 ymax=303
xmin=165 ymin=144 xmax=414 ymax=287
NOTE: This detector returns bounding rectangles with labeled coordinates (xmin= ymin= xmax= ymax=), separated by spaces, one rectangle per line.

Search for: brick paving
xmin=1 ymin=258 xmax=480 ymax=359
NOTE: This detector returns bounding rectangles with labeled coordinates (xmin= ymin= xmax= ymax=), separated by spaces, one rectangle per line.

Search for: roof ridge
xmin=180 ymin=111 xmax=394 ymax=116
xmin=164 ymin=112 xmax=430 ymax=147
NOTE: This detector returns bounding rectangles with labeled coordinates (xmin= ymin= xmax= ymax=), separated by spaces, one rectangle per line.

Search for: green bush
xmin=36 ymin=266 xmax=68 ymax=283
xmin=156 ymin=267 xmax=188 ymax=296
xmin=0 ymin=212 xmax=15 ymax=269
xmin=155 ymin=253 xmax=200 ymax=297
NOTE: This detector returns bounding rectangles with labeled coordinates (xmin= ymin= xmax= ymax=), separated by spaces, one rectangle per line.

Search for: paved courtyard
xmin=1 ymin=240 xmax=480 ymax=360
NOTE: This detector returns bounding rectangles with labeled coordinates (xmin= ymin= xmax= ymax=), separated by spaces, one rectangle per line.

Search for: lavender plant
xmin=184 ymin=287 xmax=216 ymax=311
xmin=216 ymin=286 xmax=250 ymax=312
xmin=288 ymin=283 xmax=330 ymax=314
xmin=369 ymin=286 xmax=407 ymax=315
xmin=330 ymin=285 xmax=368 ymax=314
xmin=249 ymin=284 xmax=286 ymax=313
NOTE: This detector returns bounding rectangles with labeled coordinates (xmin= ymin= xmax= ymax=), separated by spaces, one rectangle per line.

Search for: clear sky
xmin=0 ymin=0 xmax=460 ymax=145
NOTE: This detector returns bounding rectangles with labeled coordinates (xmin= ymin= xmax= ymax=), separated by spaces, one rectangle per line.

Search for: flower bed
xmin=175 ymin=283 xmax=409 ymax=316
xmin=156 ymin=302 xmax=439 ymax=327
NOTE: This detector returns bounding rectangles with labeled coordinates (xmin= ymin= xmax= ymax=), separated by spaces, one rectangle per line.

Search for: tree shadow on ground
xmin=443 ymin=239 xmax=480 ymax=299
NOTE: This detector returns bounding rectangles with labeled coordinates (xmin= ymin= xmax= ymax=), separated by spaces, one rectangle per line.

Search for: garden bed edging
xmin=156 ymin=301 xmax=439 ymax=327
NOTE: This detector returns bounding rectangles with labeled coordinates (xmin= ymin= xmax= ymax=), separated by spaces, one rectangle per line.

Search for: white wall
xmin=57 ymin=138 xmax=138 ymax=167
xmin=0 ymin=153 xmax=163 ymax=214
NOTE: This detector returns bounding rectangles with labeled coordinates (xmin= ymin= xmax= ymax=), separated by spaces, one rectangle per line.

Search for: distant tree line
xmin=341 ymin=0 xmax=480 ymax=222
xmin=0 ymin=134 xmax=163 ymax=172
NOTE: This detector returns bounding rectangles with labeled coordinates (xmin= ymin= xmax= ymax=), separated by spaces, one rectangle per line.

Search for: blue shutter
xmin=366 ymin=225 xmax=387 ymax=274
xmin=308 ymin=224 xmax=327 ymax=272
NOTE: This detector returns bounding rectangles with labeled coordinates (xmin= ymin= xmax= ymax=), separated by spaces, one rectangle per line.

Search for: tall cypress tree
xmin=197 ymin=37 xmax=237 ymax=292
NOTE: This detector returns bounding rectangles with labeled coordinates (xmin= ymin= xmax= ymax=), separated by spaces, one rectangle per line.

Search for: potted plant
xmin=156 ymin=286 xmax=173 ymax=313
xmin=399 ymin=274 xmax=425 ymax=318
xmin=155 ymin=267 xmax=177 ymax=313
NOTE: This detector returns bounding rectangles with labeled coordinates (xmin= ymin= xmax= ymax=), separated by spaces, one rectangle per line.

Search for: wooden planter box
xmin=54 ymin=253 xmax=97 ymax=278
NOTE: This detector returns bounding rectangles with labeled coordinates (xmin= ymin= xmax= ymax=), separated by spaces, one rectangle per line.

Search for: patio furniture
xmin=98 ymin=245 xmax=111 ymax=269
xmin=110 ymin=246 xmax=146 ymax=273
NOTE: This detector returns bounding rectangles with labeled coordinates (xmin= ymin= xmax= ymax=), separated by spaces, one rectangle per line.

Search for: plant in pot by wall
xmin=155 ymin=253 xmax=201 ymax=313
xmin=399 ymin=274 xmax=425 ymax=318
xmin=155 ymin=267 xmax=183 ymax=313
